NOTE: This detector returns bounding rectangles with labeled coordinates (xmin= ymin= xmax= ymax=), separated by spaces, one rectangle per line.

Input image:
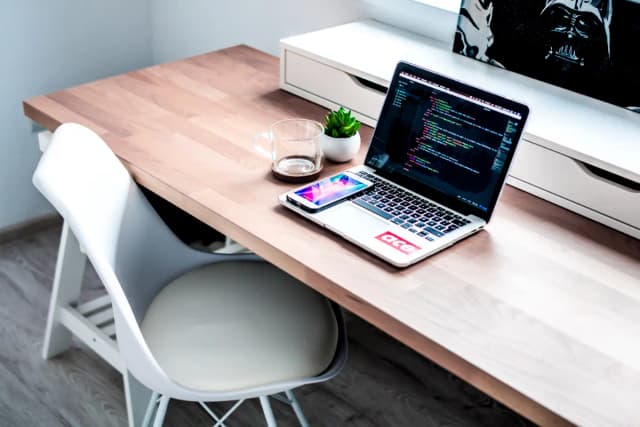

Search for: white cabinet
xmin=280 ymin=21 xmax=640 ymax=239
xmin=283 ymin=51 xmax=385 ymax=124
xmin=509 ymin=140 xmax=640 ymax=238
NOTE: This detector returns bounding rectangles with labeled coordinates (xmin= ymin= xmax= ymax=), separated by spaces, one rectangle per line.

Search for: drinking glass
xmin=254 ymin=118 xmax=324 ymax=182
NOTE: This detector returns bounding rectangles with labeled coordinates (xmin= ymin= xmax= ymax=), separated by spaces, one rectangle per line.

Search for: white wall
xmin=151 ymin=0 xmax=367 ymax=62
xmin=0 ymin=1 xmax=152 ymax=230
xmin=363 ymin=0 xmax=460 ymax=44
xmin=149 ymin=1 xmax=459 ymax=63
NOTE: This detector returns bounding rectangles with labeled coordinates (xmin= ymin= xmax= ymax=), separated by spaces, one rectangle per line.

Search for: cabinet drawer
xmin=511 ymin=140 xmax=640 ymax=231
xmin=282 ymin=51 xmax=386 ymax=124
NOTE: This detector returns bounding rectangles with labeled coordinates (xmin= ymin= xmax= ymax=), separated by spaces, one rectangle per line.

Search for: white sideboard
xmin=280 ymin=21 xmax=640 ymax=239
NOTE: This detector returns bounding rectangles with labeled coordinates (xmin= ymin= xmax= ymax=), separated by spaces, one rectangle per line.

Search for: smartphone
xmin=286 ymin=171 xmax=373 ymax=212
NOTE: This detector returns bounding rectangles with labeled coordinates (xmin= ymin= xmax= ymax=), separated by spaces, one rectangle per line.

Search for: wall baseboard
xmin=0 ymin=214 xmax=62 ymax=245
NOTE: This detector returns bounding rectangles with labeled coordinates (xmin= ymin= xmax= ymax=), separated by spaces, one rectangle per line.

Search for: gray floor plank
xmin=0 ymin=363 xmax=69 ymax=427
xmin=0 ymin=226 xmax=533 ymax=426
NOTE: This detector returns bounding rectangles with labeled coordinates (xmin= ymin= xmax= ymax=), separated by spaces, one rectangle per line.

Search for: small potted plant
xmin=321 ymin=107 xmax=361 ymax=162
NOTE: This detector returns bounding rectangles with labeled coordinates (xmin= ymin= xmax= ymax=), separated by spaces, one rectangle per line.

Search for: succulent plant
xmin=324 ymin=107 xmax=361 ymax=138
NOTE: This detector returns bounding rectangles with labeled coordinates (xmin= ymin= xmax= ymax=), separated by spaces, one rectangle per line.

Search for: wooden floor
xmin=0 ymin=225 xmax=534 ymax=427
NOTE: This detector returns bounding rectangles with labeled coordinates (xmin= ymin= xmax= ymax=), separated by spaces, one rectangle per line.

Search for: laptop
xmin=279 ymin=61 xmax=529 ymax=267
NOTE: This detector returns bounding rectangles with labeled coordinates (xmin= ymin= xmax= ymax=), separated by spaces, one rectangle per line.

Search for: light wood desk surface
xmin=24 ymin=45 xmax=640 ymax=426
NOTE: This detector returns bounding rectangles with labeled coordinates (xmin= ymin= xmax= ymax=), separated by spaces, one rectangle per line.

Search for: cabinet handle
xmin=351 ymin=75 xmax=388 ymax=95
xmin=576 ymin=161 xmax=640 ymax=192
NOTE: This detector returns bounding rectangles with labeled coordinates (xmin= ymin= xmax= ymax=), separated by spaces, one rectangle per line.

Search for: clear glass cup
xmin=254 ymin=118 xmax=324 ymax=181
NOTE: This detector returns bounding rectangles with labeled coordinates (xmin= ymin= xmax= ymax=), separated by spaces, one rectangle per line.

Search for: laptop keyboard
xmin=352 ymin=171 xmax=471 ymax=241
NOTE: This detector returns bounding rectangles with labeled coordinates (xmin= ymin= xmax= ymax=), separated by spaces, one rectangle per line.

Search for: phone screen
xmin=294 ymin=173 xmax=369 ymax=207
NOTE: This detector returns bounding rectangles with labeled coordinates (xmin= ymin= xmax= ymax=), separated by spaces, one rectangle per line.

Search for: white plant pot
xmin=321 ymin=132 xmax=361 ymax=163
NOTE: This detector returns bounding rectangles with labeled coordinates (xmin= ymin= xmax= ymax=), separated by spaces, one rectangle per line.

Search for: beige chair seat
xmin=141 ymin=261 xmax=338 ymax=392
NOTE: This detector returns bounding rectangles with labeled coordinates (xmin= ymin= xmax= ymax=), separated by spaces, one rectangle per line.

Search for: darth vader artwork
xmin=453 ymin=0 xmax=640 ymax=113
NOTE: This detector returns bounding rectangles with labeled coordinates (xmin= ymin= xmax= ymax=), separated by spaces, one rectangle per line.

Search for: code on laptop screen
xmin=366 ymin=71 xmax=525 ymax=213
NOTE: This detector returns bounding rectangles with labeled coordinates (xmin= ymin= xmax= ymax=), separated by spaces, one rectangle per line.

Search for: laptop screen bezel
xmin=365 ymin=61 xmax=530 ymax=222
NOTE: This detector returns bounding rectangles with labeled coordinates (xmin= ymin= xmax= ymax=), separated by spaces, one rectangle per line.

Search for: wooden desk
xmin=24 ymin=45 xmax=640 ymax=427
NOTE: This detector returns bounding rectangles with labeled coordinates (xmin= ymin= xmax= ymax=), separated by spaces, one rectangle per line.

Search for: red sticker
xmin=375 ymin=231 xmax=421 ymax=255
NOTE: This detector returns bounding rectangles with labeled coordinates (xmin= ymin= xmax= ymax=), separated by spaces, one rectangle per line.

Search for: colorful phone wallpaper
xmin=295 ymin=174 xmax=367 ymax=206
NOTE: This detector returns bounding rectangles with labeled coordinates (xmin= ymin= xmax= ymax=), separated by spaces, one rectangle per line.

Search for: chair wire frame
xmin=141 ymin=389 xmax=310 ymax=427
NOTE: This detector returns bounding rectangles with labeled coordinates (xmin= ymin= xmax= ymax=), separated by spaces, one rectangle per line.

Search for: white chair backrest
xmin=33 ymin=123 xmax=208 ymax=394
xmin=33 ymin=123 xmax=197 ymax=317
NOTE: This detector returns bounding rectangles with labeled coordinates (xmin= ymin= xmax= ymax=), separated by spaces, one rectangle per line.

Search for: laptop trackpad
xmin=318 ymin=202 xmax=389 ymax=239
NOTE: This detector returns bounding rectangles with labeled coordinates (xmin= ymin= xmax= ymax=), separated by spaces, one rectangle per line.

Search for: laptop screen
xmin=365 ymin=62 xmax=529 ymax=221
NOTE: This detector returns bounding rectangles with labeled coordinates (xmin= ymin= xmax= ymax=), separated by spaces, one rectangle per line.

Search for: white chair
xmin=33 ymin=123 xmax=347 ymax=426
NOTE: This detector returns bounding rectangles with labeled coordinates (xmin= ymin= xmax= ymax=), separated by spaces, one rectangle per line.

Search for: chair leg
xmin=285 ymin=390 xmax=309 ymax=427
xmin=124 ymin=370 xmax=155 ymax=427
xmin=259 ymin=396 xmax=278 ymax=427
xmin=42 ymin=222 xmax=87 ymax=359
xmin=141 ymin=391 xmax=160 ymax=427
xmin=152 ymin=396 xmax=170 ymax=427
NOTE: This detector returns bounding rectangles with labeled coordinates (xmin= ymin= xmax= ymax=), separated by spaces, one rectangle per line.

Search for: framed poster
xmin=453 ymin=0 xmax=640 ymax=113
